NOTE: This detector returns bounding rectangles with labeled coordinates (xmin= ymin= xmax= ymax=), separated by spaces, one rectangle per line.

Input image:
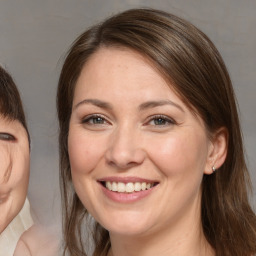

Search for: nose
xmin=105 ymin=126 xmax=145 ymax=170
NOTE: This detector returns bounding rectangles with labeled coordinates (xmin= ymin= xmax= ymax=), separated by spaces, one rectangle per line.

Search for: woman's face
xmin=68 ymin=47 xmax=215 ymax=237
xmin=0 ymin=115 xmax=29 ymax=233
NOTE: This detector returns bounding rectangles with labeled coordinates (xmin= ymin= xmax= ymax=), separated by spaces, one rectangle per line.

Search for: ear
xmin=204 ymin=127 xmax=228 ymax=175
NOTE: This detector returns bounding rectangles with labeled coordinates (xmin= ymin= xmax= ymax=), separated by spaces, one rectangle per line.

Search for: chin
xmin=97 ymin=212 xmax=154 ymax=237
xmin=107 ymin=225 xmax=150 ymax=237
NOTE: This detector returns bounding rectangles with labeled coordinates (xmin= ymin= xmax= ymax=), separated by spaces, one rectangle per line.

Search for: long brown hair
xmin=0 ymin=65 xmax=29 ymax=138
xmin=57 ymin=8 xmax=256 ymax=256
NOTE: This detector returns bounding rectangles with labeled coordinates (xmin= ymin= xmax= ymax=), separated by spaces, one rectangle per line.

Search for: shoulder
xmin=14 ymin=224 xmax=60 ymax=256
xmin=14 ymin=237 xmax=31 ymax=256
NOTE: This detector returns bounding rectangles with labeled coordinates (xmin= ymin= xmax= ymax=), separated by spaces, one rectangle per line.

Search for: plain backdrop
xmin=0 ymin=0 xmax=255 ymax=227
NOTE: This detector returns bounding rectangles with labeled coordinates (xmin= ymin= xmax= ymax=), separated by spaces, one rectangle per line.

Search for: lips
xmin=99 ymin=178 xmax=159 ymax=203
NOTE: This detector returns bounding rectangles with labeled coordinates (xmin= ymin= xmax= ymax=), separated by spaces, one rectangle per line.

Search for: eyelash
xmin=146 ymin=115 xmax=176 ymax=127
xmin=0 ymin=133 xmax=16 ymax=141
xmin=81 ymin=114 xmax=110 ymax=125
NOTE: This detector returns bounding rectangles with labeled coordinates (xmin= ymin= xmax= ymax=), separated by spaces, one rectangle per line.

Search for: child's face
xmin=0 ymin=115 xmax=30 ymax=233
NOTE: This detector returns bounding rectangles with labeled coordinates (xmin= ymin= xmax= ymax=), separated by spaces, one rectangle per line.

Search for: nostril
xmin=105 ymin=147 xmax=146 ymax=170
xmin=106 ymin=159 xmax=141 ymax=170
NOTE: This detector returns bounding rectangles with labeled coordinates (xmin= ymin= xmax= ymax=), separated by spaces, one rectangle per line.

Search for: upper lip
xmin=98 ymin=176 xmax=159 ymax=184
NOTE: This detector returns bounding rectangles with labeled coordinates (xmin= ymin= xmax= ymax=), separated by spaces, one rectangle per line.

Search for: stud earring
xmin=212 ymin=166 xmax=216 ymax=172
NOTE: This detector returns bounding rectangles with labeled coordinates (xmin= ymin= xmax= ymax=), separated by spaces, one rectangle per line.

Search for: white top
xmin=0 ymin=198 xmax=34 ymax=256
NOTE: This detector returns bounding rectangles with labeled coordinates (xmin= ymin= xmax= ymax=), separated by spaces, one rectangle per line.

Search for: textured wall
xmin=0 ymin=0 xmax=255 ymax=226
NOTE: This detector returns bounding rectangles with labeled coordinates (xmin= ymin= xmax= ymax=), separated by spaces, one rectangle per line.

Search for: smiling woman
xmin=57 ymin=8 xmax=256 ymax=256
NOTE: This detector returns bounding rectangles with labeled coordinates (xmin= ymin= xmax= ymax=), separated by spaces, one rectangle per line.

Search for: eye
xmin=146 ymin=115 xmax=176 ymax=127
xmin=81 ymin=114 xmax=110 ymax=126
xmin=0 ymin=132 xmax=16 ymax=141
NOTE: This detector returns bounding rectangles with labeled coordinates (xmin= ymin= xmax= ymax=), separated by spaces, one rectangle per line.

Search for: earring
xmin=212 ymin=166 xmax=216 ymax=172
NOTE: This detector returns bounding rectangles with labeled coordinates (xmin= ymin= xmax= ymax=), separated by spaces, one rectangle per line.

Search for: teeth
xmin=117 ymin=182 xmax=126 ymax=192
xmin=112 ymin=182 xmax=118 ymax=192
xmin=125 ymin=182 xmax=134 ymax=193
xmin=104 ymin=181 xmax=155 ymax=193
xmin=106 ymin=181 xmax=112 ymax=190
xmin=134 ymin=182 xmax=141 ymax=191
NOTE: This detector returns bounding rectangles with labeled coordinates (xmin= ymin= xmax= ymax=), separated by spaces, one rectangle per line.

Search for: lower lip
xmin=100 ymin=184 xmax=157 ymax=203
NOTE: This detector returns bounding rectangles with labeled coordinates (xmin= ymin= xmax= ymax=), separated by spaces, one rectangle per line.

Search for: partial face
xmin=68 ymin=48 xmax=214 ymax=237
xmin=0 ymin=116 xmax=29 ymax=233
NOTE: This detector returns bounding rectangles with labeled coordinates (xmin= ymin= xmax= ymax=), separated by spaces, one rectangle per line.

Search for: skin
xmin=68 ymin=47 xmax=227 ymax=256
xmin=14 ymin=224 xmax=60 ymax=256
xmin=0 ymin=115 xmax=30 ymax=233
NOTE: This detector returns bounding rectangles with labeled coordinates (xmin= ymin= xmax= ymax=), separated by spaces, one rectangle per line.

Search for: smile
xmin=101 ymin=181 xmax=158 ymax=193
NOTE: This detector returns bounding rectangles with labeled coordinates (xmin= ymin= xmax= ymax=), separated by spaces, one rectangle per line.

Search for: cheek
xmin=10 ymin=148 xmax=30 ymax=194
xmin=68 ymin=130 xmax=105 ymax=176
xmin=0 ymin=145 xmax=29 ymax=188
xmin=0 ymin=152 xmax=11 ymax=183
xmin=147 ymin=131 xmax=209 ymax=177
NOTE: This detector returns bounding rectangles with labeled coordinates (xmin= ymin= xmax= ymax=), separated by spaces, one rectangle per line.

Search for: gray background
xmin=0 ymin=0 xmax=255 ymax=227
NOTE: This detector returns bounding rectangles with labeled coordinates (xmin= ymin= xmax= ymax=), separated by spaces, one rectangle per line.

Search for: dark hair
xmin=57 ymin=8 xmax=256 ymax=256
xmin=0 ymin=65 xmax=29 ymax=139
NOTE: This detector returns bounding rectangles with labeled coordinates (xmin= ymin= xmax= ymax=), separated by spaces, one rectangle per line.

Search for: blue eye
xmin=82 ymin=115 xmax=108 ymax=125
xmin=153 ymin=118 xmax=169 ymax=125
xmin=0 ymin=133 xmax=16 ymax=141
xmin=147 ymin=115 xmax=175 ymax=126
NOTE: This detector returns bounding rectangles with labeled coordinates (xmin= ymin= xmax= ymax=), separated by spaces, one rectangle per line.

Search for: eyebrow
xmin=74 ymin=99 xmax=113 ymax=110
xmin=74 ymin=99 xmax=184 ymax=112
xmin=139 ymin=100 xmax=184 ymax=112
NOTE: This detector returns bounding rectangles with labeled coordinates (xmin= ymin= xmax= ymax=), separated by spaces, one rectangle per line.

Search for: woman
xmin=0 ymin=65 xmax=33 ymax=255
xmin=57 ymin=8 xmax=256 ymax=256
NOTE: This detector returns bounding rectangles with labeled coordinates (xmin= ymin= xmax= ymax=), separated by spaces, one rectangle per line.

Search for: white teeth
xmin=104 ymin=181 xmax=155 ymax=193
xmin=117 ymin=182 xmax=126 ymax=192
xmin=106 ymin=181 xmax=112 ymax=190
xmin=134 ymin=182 xmax=141 ymax=191
xmin=125 ymin=182 xmax=134 ymax=193
xmin=112 ymin=182 xmax=118 ymax=192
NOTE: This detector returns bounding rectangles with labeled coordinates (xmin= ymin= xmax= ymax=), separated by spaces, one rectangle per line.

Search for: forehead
xmin=74 ymin=47 xmax=179 ymax=101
